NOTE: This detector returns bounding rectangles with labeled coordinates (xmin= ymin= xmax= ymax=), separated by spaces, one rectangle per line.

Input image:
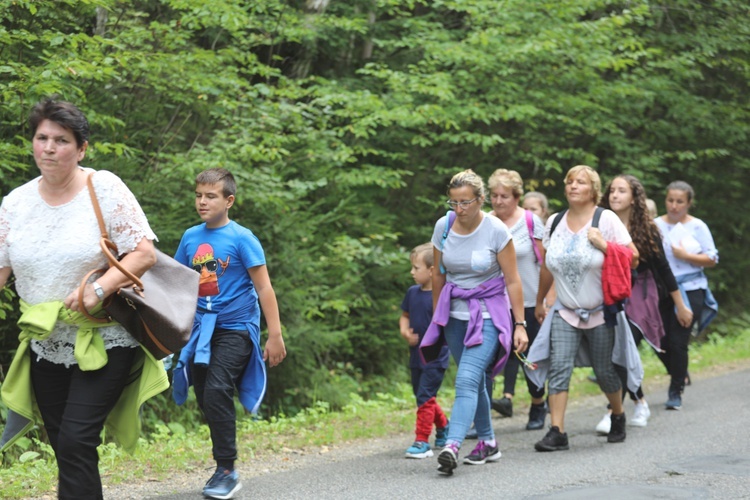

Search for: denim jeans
xmin=191 ymin=329 xmax=253 ymax=467
xmin=443 ymin=318 xmax=500 ymax=446
xmin=31 ymin=347 xmax=139 ymax=500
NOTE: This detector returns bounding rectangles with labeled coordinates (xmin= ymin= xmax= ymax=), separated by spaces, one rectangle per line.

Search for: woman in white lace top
xmin=0 ymin=98 xmax=160 ymax=499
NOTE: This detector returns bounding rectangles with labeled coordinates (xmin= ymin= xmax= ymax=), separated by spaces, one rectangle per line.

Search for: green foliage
xmin=1 ymin=0 xmax=749 ymax=445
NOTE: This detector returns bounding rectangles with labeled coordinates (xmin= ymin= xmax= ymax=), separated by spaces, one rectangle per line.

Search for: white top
xmin=654 ymin=216 xmax=718 ymax=291
xmin=506 ymin=212 xmax=544 ymax=308
xmin=543 ymin=209 xmax=631 ymax=328
xmin=0 ymin=168 xmax=157 ymax=366
xmin=432 ymin=212 xmax=512 ymax=320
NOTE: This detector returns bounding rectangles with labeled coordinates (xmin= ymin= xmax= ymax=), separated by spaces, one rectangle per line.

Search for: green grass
xmin=2 ymin=326 xmax=749 ymax=498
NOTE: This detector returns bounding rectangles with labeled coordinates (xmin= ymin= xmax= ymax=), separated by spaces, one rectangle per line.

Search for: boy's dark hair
xmin=29 ymin=98 xmax=90 ymax=148
xmin=196 ymin=168 xmax=236 ymax=198
xmin=410 ymin=242 xmax=434 ymax=267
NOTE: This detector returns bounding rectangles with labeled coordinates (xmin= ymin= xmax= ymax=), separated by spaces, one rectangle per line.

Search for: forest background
xmin=1 ymin=0 xmax=748 ymax=422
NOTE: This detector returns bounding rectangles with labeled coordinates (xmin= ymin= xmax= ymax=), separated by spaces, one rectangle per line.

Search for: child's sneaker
xmin=405 ymin=441 xmax=433 ymax=459
xmin=462 ymin=441 xmax=502 ymax=465
xmin=437 ymin=443 xmax=458 ymax=475
xmin=203 ymin=467 xmax=242 ymax=499
xmin=434 ymin=423 xmax=449 ymax=448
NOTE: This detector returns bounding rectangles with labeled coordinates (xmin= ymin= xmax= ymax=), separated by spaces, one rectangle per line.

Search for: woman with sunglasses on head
xmin=420 ymin=169 xmax=528 ymax=475
xmin=596 ymin=175 xmax=693 ymax=432
xmin=528 ymin=165 xmax=639 ymax=452
xmin=486 ymin=169 xmax=548 ymax=430
xmin=654 ymin=181 xmax=718 ymax=410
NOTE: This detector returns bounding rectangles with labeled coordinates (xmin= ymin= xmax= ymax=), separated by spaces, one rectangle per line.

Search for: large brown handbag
xmin=79 ymin=173 xmax=199 ymax=359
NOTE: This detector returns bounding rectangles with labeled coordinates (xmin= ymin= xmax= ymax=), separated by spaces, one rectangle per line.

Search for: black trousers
xmin=31 ymin=347 xmax=138 ymax=500
xmin=191 ymin=329 xmax=253 ymax=466
xmin=500 ymin=307 xmax=545 ymax=399
xmin=658 ymin=289 xmax=705 ymax=394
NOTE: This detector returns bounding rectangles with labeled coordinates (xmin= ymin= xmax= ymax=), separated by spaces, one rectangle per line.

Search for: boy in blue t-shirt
xmin=172 ymin=168 xmax=286 ymax=500
xmin=399 ymin=243 xmax=450 ymax=459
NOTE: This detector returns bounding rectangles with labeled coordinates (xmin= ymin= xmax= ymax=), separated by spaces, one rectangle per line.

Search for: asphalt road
xmin=135 ymin=366 xmax=750 ymax=500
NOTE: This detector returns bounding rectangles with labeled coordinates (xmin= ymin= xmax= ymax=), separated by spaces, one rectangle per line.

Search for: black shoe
xmin=607 ymin=413 xmax=626 ymax=443
xmin=534 ymin=426 xmax=569 ymax=451
xmin=491 ymin=397 xmax=513 ymax=417
xmin=526 ymin=402 xmax=548 ymax=430
xmin=465 ymin=424 xmax=478 ymax=440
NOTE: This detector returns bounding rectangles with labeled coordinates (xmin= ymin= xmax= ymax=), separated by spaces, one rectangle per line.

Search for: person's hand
xmin=406 ymin=331 xmax=419 ymax=347
xmin=513 ymin=326 xmax=528 ymax=352
xmin=587 ymin=227 xmax=608 ymax=253
xmin=672 ymin=242 xmax=689 ymax=261
xmin=264 ymin=334 xmax=287 ymax=367
xmin=535 ymin=303 xmax=547 ymax=325
xmin=63 ymin=283 xmax=100 ymax=315
xmin=400 ymin=327 xmax=419 ymax=346
xmin=676 ymin=305 xmax=694 ymax=328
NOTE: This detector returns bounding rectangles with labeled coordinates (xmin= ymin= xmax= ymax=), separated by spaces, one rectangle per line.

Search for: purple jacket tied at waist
xmin=420 ymin=276 xmax=512 ymax=377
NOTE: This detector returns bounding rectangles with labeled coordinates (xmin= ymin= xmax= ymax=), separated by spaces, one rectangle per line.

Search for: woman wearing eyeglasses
xmin=420 ymin=169 xmax=528 ymax=475
xmin=529 ymin=165 xmax=639 ymax=452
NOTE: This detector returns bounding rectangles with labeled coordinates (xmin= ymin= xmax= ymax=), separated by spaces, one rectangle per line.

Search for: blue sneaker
xmin=203 ymin=467 xmax=242 ymax=499
xmin=435 ymin=422 xmax=449 ymax=448
xmin=666 ymin=392 xmax=682 ymax=410
xmin=405 ymin=440 xmax=433 ymax=459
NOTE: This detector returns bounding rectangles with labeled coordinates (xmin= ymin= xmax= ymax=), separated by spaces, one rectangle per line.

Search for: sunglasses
xmin=192 ymin=259 xmax=218 ymax=273
xmin=515 ymin=350 xmax=537 ymax=370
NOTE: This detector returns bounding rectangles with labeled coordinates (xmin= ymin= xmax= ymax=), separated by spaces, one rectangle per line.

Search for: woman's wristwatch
xmin=514 ymin=321 xmax=527 ymax=328
xmin=93 ymin=282 xmax=105 ymax=302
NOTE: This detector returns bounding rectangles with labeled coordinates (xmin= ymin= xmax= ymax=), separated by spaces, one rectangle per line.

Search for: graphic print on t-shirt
xmin=191 ymin=243 xmax=230 ymax=297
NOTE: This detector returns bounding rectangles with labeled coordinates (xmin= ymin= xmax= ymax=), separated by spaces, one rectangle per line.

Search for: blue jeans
xmin=444 ymin=318 xmax=500 ymax=446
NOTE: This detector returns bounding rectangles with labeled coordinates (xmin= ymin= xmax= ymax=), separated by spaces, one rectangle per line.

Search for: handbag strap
xmin=85 ymin=173 xmax=144 ymax=290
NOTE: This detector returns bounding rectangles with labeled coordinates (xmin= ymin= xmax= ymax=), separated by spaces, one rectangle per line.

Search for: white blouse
xmin=0 ymin=168 xmax=157 ymax=366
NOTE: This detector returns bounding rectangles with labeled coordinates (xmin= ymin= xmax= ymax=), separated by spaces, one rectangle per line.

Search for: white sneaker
xmin=595 ymin=412 xmax=611 ymax=435
xmin=630 ymin=401 xmax=650 ymax=427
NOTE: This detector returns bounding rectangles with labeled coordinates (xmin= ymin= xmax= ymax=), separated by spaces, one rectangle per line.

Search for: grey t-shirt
xmin=432 ymin=213 xmax=512 ymax=320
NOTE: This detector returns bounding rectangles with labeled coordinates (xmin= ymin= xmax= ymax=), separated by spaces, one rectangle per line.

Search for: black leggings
xmin=658 ymin=289 xmax=705 ymax=394
xmin=500 ymin=307 xmax=545 ymax=399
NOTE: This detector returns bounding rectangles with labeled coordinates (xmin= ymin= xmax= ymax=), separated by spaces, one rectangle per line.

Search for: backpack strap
xmin=439 ymin=210 xmax=456 ymax=274
xmin=549 ymin=208 xmax=568 ymax=236
xmin=592 ymin=206 xmax=604 ymax=228
xmin=550 ymin=206 xmax=605 ymax=236
xmin=525 ymin=210 xmax=542 ymax=263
